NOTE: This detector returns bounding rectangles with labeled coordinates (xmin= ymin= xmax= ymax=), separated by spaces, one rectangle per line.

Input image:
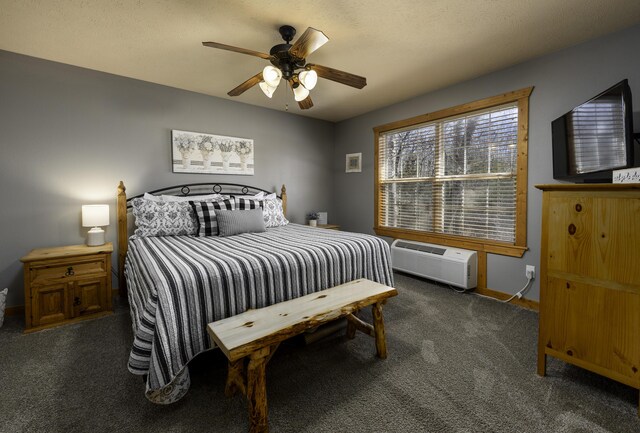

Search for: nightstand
xmin=20 ymin=243 xmax=113 ymax=333
xmin=316 ymin=224 xmax=340 ymax=230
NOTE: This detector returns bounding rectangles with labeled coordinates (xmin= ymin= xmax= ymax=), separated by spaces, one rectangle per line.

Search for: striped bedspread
xmin=124 ymin=224 xmax=394 ymax=404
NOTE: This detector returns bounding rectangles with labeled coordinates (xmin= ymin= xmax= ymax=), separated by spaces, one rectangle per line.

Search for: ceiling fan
xmin=202 ymin=25 xmax=367 ymax=110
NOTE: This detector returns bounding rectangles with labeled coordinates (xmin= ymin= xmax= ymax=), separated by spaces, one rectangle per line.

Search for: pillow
xmin=263 ymin=198 xmax=289 ymax=228
xmin=235 ymin=197 xmax=264 ymax=210
xmin=189 ymin=199 xmax=235 ymax=236
xmin=251 ymin=191 xmax=277 ymax=200
xmin=132 ymin=198 xmax=196 ymax=237
xmin=143 ymin=192 xmax=163 ymax=202
xmin=215 ymin=209 xmax=266 ymax=237
xmin=162 ymin=193 xmax=226 ymax=202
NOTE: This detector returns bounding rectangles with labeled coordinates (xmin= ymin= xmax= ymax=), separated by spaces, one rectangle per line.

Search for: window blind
xmin=378 ymin=103 xmax=519 ymax=243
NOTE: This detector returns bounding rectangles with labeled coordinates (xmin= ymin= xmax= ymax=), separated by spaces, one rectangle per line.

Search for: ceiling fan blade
xmin=298 ymin=95 xmax=314 ymax=110
xmin=307 ymin=64 xmax=367 ymax=89
xmin=228 ymin=72 xmax=263 ymax=97
xmin=202 ymin=41 xmax=271 ymax=60
xmin=289 ymin=27 xmax=329 ymax=59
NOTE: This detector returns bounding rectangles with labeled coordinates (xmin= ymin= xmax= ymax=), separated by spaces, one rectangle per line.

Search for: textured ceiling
xmin=1 ymin=0 xmax=640 ymax=122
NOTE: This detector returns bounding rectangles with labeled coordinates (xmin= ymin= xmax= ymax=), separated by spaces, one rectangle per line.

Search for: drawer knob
xmin=73 ymin=297 xmax=81 ymax=306
xmin=65 ymin=266 xmax=75 ymax=276
xmin=575 ymin=203 xmax=582 ymax=212
xmin=568 ymin=224 xmax=576 ymax=235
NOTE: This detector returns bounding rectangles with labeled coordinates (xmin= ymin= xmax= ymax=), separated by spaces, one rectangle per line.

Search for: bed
xmin=117 ymin=181 xmax=394 ymax=404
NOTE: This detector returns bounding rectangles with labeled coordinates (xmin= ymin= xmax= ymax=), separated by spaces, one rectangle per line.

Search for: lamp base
xmin=86 ymin=227 xmax=105 ymax=246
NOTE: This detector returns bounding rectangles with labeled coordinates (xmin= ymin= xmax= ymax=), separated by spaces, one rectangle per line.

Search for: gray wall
xmin=0 ymin=50 xmax=335 ymax=307
xmin=332 ymin=23 xmax=640 ymax=302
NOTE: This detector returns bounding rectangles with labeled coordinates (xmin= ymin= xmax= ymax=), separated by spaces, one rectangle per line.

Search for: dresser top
xmin=535 ymin=183 xmax=640 ymax=192
xmin=21 ymin=242 xmax=113 ymax=263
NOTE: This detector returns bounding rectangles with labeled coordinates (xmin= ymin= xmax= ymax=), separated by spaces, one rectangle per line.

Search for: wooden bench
xmin=207 ymin=278 xmax=398 ymax=433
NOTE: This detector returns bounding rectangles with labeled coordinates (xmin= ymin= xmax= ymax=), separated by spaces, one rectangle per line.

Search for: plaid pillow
xmin=235 ymin=197 xmax=264 ymax=210
xmin=189 ymin=199 xmax=235 ymax=236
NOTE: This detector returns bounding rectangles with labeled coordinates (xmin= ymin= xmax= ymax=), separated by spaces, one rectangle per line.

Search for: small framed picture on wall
xmin=345 ymin=152 xmax=362 ymax=173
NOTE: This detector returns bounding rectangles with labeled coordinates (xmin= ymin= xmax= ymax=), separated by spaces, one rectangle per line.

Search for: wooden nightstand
xmin=20 ymin=243 xmax=113 ymax=333
xmin=316 ymin=224 xmax=340 ymax=230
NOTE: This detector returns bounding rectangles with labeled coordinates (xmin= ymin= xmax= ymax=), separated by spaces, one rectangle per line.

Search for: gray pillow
xmin=215 ymin=209 xmax=266 ymax=237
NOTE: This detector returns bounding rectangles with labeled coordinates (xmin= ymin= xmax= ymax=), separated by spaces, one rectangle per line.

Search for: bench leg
xmin=226 ymin=358 xmax=246 ymax=397
xmin=247 ymin=347 xmax=271 ymax=433
xmin=346 ymin=309 xmax=358 ymax=339
xmin=372 ymin=302 xmax=387 ymax=359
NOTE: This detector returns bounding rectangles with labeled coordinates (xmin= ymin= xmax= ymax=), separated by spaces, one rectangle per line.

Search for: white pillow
xmin=263 ymin=198 xmax=289 ymax=228
xmin=143 ymin=192 xmax=163 ymax=202
xmin=251 ymin=192 xmax=277 ymax=200
xmin=162 ymin=193 xmax=226 ymax=202
xmin=131 ymin=198 xmax=196 ymax=237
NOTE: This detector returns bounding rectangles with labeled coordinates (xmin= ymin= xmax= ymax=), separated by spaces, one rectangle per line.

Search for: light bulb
xmin=299 ymin=70 xmax=318 ymax=90
xmin=293 ymin=84 xmax=309 ymax=102
xmin=262 ymin=66 xmax=282 ymax=87
xmin=259 ymin=81 xmax=276 ymax=98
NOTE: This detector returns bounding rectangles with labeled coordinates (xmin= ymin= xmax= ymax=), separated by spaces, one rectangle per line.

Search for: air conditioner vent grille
xmin=395 ymin=241 xmax=446 ymax=255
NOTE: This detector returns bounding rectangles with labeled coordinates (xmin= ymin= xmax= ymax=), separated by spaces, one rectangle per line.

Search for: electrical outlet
xmin=526 ymin=265 xmax=535 ymax=279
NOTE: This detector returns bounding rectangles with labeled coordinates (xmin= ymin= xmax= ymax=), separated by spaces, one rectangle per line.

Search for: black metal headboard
xmin=125 ymin=182 xmax=283 ymax=209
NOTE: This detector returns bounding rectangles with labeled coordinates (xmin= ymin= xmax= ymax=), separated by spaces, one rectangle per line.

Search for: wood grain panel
xmin=536 ymin=184 xmax=640 ymax=412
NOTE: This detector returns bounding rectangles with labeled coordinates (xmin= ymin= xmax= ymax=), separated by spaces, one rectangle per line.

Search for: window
xmin=374 ymin=87 xmax=532 ymax=257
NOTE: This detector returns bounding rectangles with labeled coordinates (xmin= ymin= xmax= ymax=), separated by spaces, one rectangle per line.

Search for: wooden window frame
xmin=373 ymin=87 xmax=533 ymax=258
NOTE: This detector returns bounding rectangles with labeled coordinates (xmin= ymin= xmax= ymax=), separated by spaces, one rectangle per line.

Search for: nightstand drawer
xmin=29 ymin=256 xmax=107 ymax=285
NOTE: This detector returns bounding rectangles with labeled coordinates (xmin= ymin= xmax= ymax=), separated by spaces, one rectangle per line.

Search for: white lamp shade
xmin=262 ymin=66 xmax=282 ymax=87
xmin=82 ymin=204 xmax=110 ymax=227
xmin=293 ymin=85 xmax=310 ymax=102
xmin=299 ymin=70 xmax=318 ymax=90
xmin=259 ymin=81 xmax=277 ymax=98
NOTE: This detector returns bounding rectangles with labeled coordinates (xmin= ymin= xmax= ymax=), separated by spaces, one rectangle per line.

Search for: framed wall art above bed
xmin=171 ymin=129 xmax=254 ymax=175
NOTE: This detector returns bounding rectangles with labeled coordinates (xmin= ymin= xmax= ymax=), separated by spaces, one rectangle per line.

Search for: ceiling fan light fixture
xmin=293 ymin=84 xmax=310 ymax=102
xmin=262 ymin=65 xmax=282 ymax=87
xmin=259 ymin=81 xmax=277 ymax=98
xmin=299 ymin=70 xmax=318 ymax=90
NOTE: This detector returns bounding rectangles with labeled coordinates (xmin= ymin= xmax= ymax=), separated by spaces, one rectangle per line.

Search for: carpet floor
xmin=0 ymin=272 xmax=637 ymax=433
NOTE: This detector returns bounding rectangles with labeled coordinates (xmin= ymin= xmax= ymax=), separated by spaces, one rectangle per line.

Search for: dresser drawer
xmin=29 ymin=256 xmax=107 ymax=284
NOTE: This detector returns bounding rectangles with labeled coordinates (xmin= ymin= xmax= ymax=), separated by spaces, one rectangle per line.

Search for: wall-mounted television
xmin=552 ymin=79 xmax=635 ymax=183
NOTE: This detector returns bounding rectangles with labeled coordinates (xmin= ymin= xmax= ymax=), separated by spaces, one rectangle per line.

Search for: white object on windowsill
xmin=309 ymin=220 xmax=317 ymax=227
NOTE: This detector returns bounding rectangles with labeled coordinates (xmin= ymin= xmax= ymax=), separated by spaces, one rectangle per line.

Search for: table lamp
xmin=82 ymin=204 xmax=109 ymax=246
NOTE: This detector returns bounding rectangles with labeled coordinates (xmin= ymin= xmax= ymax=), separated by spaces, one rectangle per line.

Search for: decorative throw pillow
xmin=263 ymin=198 xmax=289 ymax=228
xmin=143 ymin=192 xmax=163 ymax=202
xmin=235 ymin=197 xmax=264 ymax=210
xmin=215 ymin=209 xmax=266 ymax=237
xmin=189 ymin=199 xmax=235 ymax=236
xmin=162 ymin=193 xmax=226 ymax=202
xmin=251 ymin=191 xmax=277 ymax=200
xmin=132 ymin=198 xmax=196 ymax=237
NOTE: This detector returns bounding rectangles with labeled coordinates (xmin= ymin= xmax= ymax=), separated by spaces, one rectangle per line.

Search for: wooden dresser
xmin=21 ymin=243 xmax=113 ymax=333
xmin=536 ymin=184 xmax=640 ymax=412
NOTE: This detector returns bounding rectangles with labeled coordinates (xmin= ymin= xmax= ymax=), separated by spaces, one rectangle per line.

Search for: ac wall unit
xmin=390 ymin=239 xmax=477 ymax=289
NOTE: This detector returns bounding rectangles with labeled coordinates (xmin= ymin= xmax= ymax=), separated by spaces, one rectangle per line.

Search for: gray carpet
xmin=0 ymin=272 xmax=637 ymax=432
